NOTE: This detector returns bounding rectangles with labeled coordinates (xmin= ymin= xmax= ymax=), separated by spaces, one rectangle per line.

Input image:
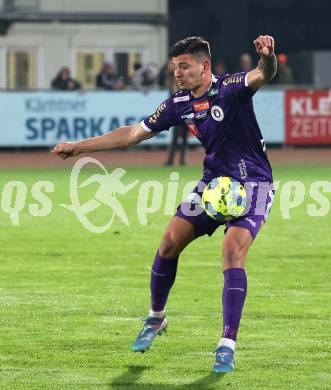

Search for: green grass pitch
xmin=0 ymin=164 xmax=330 ymax=389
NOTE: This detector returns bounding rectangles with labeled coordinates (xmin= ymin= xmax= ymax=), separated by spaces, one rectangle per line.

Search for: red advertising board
xmin=285 ymin=90 xmax=331 ymax=145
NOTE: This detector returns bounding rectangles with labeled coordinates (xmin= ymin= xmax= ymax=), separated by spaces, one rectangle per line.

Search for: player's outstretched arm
xmin=51 ymin=123 xmax=154 ymax=159
xmin=247 ymin=35 xmax=277 ymax=89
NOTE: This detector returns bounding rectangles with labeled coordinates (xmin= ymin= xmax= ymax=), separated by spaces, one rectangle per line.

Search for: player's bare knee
xmin=223 ymin=241 xmax=247 ymax=264
xmin=159 ymin=232 xmax=179 ymax=258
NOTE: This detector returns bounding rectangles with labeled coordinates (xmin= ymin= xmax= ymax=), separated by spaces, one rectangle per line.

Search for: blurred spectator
xmin=158 ymin=62 xmax=168 ymax=89
xmin=164 ymin=125 xmax=188 ymax=166
xmin=131 ymin=62 xmax=144 ymax=90
xmin=158 ymin=60 xmax=177 ymax=91
xmin=141 ymin=62 xmax=159 ymax=91
xmin=276 ymin=53 xmax=295 ymax=84
xmin=51 ymin=67 xmax=81 ymax=90
xmin=239 ymin=53 xmax=253 ymax=72
xmin=214 ymin=59 xmax=226 ymax=76
xmin=96 ymin=62 xmax=125 ymax=90
xmin=163 ymin=59 xmax=188 ymax=166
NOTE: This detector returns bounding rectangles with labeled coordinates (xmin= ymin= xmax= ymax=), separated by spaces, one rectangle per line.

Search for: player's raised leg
xmin=213 ymin=226 xmax=252 ymax=373
xmin=132 ymin=216 xmax=196 ymax=352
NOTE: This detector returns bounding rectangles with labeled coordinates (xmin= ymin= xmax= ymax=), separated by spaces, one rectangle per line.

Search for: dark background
xmin=169 ymin=0 xmax=331 ymax=73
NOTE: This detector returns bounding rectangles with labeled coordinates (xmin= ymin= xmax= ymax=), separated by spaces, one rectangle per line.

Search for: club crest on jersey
xmin=211 ymin=105 xmax=224 ymax=121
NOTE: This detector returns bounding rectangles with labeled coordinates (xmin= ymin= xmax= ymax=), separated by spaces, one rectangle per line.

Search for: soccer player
xmin=52 ymin=35 xmax=277 ymax=373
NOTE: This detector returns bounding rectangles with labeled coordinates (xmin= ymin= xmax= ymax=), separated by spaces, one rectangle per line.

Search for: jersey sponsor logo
xmin=193 ymin=99 xmax=209 ymax=112
xmin=195 ymin=112 xmax=207 ymax=120
xmin=148 ymin=102 xmax=166 ymax=124
xmin=211 ymin=105 xmax=224 ymax=121
xmin=223 ymin=75 xmax=243 ymax=86
xmin=174 ymin=95 xmax=190 ymax=103
xmin=181 ymin=112 xmax=194 ymax=120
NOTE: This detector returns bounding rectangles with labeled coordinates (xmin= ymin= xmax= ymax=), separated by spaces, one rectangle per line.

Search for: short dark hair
xmin=170 ymin=36 xmax=211 ymax=60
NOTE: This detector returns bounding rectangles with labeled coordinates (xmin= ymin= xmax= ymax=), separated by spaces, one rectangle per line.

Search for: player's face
xmin=171 ymin=54 xmax=207 ymax=91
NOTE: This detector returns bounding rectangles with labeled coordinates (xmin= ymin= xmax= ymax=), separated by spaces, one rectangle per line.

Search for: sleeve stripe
xmin=140 ymin=120 xmax=152 ymax=132
xmin=244 ymin=73 xmax=249 ymax=87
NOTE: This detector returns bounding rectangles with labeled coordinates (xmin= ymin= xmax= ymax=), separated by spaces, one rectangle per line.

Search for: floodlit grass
xmin=0 ymin=164 xmax=330 ymax=389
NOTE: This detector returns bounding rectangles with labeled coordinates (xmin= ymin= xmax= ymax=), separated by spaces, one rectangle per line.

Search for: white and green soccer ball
xmin=202 ymin=176 xmax=247 ymax=222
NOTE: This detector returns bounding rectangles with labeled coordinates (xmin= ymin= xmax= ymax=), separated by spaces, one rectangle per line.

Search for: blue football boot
xmin=132 ymin=316 xmax=167 ymax=353
xmin=212 ymin=346 xmax=235 ymax=373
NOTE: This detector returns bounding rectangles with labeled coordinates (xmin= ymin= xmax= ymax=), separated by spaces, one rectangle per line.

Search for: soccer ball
xmin=202 ymin=177 xmax=247 ymax=222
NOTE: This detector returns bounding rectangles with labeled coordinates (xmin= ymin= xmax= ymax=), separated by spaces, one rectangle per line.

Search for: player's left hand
xmin=51 ymin=141 xmax=80 ymax=160
xmin=253 ymin=35 xmax=275 ymax=57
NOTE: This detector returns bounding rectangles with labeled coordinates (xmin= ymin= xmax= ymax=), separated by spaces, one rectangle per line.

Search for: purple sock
xmin=222 ymin=268 xmax=247 ymax=341
xmin=150 ymin=250 xmax=178 ymax=312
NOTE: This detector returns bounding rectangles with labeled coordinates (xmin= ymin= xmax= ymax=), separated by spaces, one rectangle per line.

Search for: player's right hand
xmin=51 ymin=142 xmax=80 ymax=160
xmin=253 ymin=35 xmax=275 ymax=58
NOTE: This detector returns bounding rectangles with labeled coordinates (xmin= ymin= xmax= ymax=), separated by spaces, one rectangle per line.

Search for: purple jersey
xmin=142 ymin=72 xmax=273 ymax=183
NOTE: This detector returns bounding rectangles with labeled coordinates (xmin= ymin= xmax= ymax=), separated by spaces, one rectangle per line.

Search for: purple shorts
xmin=175 ymin=177 xmax=275 ymax=239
